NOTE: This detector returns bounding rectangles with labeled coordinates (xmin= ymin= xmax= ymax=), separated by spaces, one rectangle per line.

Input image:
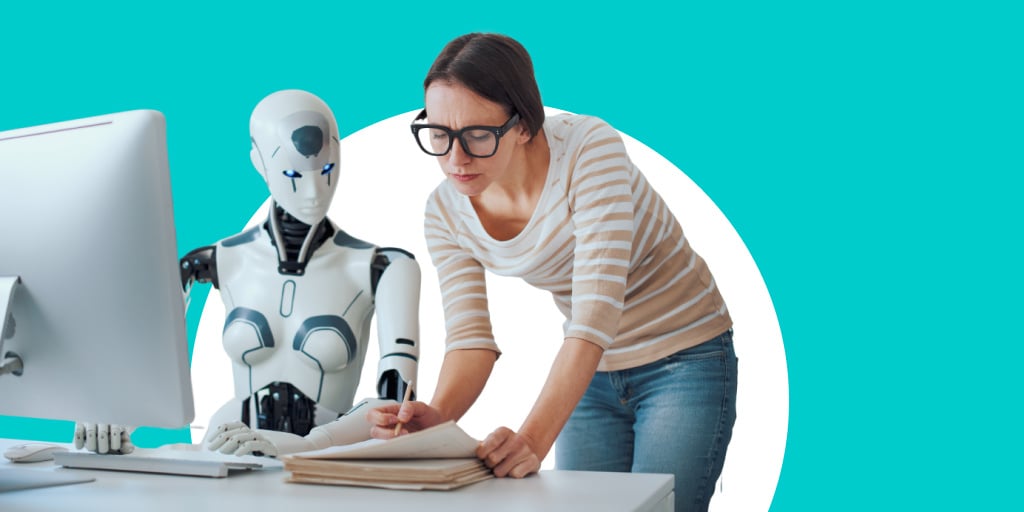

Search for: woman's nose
xmin=448 ymin=139 xmax=472 ymax=165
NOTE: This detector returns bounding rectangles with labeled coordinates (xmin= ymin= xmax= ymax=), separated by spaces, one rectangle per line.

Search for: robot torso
xmin=215 ymin=223 xmax=377 ymax=416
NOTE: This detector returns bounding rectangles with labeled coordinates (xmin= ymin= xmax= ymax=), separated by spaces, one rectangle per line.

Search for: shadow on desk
xmin=1 ymin=465 xmax=95 ymax=493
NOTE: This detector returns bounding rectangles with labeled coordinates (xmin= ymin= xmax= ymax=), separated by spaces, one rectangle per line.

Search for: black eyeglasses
xmin=410 ymin=109 xmax=520 ymax=158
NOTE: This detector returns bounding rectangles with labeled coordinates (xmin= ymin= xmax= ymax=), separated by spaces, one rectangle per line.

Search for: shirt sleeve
xmin=564 ymin=118 xmax=636 ymax=349
xmin=423 ymin=190 xmax=501 ymax=354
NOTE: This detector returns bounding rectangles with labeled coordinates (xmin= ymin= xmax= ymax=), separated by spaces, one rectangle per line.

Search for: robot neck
xmin=265 ymin=204 xmax=334 ymax=275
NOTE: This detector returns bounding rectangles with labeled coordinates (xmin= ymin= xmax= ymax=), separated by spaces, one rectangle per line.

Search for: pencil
xmin=393 ymin=382 xmax=414 ymax=436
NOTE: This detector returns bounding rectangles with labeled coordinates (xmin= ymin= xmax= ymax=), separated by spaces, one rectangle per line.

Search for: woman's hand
xmin=477 ymin=427 xmax=541 ymax=478
xmin=365 ymin=400 xmax=445 ymax=439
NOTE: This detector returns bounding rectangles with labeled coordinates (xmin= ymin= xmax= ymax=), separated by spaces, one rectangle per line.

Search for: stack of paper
xmin=282 ymin=420 xmax=493 ymax=490
xmin=284 ymin=457 xmax=491 ymax=490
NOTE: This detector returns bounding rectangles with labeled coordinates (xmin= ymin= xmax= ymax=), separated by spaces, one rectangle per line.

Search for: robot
xmin=75 ymin=90 xmax=419 ymax=456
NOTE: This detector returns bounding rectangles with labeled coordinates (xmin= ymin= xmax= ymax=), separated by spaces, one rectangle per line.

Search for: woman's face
xmin=423 ymin=81 xmax=528 ymax=197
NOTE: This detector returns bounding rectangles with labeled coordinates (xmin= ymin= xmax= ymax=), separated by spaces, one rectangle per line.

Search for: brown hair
xmin=424 ymin=33 xmax=545 ymax=139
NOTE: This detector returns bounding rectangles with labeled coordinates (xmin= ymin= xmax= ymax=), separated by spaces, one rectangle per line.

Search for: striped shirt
xmin=423 ymin=114 xmax=732 ymax=372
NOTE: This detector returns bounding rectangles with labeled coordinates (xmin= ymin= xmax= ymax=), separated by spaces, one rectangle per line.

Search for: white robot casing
xmin=76 ymin=90 xmax=420 ymax=456
xmin=198 ymin=90 xmax=420 ymax=453
xmin=211 ymin=228 xmax=420 ymax=420
xmin=249 ymin=90 xmax=338 ymax=227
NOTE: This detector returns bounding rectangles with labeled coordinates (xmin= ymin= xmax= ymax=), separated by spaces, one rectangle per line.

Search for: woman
xmin=368 ymin=33 xmax=737 ymax=512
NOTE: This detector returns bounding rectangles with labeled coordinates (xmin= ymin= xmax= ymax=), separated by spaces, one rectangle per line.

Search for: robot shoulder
xmin=180 ymin=226 xmax=264 ymax=290
xmin=331 ymin=228 xmax=376 ymax=250
xmin=220 ymin=225 xmax=263 ymax=248
xmin=375 ymin=247 xmax=416 ymax=262
xmin=370 ymin=247 xmax=417 ymax=295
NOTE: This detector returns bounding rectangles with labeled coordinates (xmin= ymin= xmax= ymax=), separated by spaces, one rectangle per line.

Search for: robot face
xmin=250 ymin=91 xmax=341 ymax=226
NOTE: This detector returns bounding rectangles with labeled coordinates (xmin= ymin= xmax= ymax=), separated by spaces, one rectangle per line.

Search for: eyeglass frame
xmin=410 ymin=109 xmax=521 ymax=158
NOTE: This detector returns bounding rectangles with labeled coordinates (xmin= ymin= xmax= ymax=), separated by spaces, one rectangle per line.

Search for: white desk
xmin=0 ymin=439 xmax=673 ymax=511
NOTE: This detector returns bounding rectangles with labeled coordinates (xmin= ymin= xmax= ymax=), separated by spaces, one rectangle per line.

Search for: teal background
xmin=1 ymin=1 xmax=1020 ymax=509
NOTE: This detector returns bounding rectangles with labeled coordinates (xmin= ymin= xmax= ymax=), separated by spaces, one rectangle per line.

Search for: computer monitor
xmin=0 ymin=110 xmax=194 ymax=429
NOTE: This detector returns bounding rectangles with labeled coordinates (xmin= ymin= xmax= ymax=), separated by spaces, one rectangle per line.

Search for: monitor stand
xmin=0 ymin=276 xmax=23 ymax=377
xmin=1 ymin=275 xmax=93 ymax=493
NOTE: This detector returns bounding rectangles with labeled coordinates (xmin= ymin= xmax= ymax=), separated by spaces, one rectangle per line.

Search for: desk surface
xmin=1 ymin=439 xmax=673 ymax=511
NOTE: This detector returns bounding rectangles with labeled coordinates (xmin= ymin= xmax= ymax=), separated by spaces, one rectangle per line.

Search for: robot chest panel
xmin=218 ymin=259 xmax=375 ymax=373
xmin=221 ymin=282 xmax=374 ymax=371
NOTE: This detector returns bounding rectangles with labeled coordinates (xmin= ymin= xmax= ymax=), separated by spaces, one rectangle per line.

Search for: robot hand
xmin=206 ymin=421 xmax=279 ymax=456
xmin=206 ymin=421 xmax=315 ymax=457
xmin=307 ymin=397 xmax=398 ymax=447
xmin=73 ymin=423 xmax=135 ymax=454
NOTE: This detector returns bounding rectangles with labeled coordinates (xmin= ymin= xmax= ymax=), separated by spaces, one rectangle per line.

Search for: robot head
xmin=250 ymin=90 xmax=340 ymax=226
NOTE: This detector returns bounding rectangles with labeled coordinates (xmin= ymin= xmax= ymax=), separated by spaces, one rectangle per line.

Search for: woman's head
xmin=423 ymin=33 xmax=544 ymax=139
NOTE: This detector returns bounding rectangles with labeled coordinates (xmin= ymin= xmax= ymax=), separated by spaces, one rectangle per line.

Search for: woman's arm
xmin=477 ymin=336 xmax=603 ymax=478
xmin=366 ymin=348 xmax=497 ymax=438
xmin=430 ymin=348 xmax=498 ymax=422
xmin=518 ymin=337 xmax=603 ymax=456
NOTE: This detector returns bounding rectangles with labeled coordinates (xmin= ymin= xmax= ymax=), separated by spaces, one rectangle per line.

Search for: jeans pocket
xmin=666 ymin=331 xmax=731 ymax=363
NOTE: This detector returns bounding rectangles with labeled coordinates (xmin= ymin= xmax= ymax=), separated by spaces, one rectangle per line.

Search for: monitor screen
xmin=0 ymin=110 xmax=194 ymax=429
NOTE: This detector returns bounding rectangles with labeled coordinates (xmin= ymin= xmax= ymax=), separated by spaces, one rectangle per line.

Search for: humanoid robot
xmin=75 ymin=90 xmax=419 ymax=456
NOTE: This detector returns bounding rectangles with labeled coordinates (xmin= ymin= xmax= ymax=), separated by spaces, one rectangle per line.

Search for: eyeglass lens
xmin=416 ymin=128 xmax=498 ymax=158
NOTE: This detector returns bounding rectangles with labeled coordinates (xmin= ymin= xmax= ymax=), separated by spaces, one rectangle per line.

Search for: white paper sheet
xmin=290 ymin=421 xmax=480 ymax=460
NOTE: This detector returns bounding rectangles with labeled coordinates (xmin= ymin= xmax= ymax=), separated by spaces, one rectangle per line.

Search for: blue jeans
xmin=555 ymin=330 xmax=738 ymax=512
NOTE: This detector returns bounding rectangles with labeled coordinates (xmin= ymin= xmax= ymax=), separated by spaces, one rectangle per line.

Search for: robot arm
xmin=179 ymin=245 xmax=219 ymax=309
xmin=207 ymin=397 xmax=395 ymax=456
xmin=371 ymin=248 xmax=420 ymax=402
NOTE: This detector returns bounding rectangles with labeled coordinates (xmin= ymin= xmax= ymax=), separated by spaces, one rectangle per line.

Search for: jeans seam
xmin=608 ymin=369 xmax=632 ymax=404
xmin=694 ymin=350 xmax=732 ymax=507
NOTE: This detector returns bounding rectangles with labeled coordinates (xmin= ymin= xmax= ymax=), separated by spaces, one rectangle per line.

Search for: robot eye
xmin=321 ymin=163 xmax=335 ymax=175
xmin=282 ymin=169 xmax=303 ymax=179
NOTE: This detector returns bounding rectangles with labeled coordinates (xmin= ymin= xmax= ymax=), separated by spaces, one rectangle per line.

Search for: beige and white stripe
xmin=424 ymin=114 xmax=731 ymax=372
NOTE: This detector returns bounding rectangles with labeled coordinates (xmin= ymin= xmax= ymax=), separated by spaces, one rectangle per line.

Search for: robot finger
xmin=215 ymin=421 xmax=247 ymax=434
xmin=84 ymin=423 xmax=98 ymax=453
xmin=219 ymin=426 xmax=255 ymax=442
xmin=233 ymin=440 xmax=253 ymax=456
xmin=110 ymin=425 xmax=123 ymax=453
xmin=206 ymin=431 xmax=230 ymax=451
xmin=217 ymin=436 xmax=242 ymax=455
xmin=97 ymin=423 xmax=110 ymax=454
xmin=73 ymin=423 xmax=86 ymax=450
xmin=207 ymin=424 xmax=247 ymax=451
xmin=120 ymin=437 xmax=135 ymax=455
xmin=217 ymin=431 xmax=260 ymax=455
xmin=235 ymin=439 xmax=270 ymax=457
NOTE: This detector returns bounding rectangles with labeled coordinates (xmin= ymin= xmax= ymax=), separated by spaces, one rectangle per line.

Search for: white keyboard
xmin=52 ymin=446 xmax=279 ymax=478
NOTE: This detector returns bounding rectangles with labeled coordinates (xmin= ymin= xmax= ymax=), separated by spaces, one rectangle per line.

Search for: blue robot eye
xmin=321 ymin=163 xmax=335 ymax=175
xmin=283 ymin=169 xmax=302 ymax=178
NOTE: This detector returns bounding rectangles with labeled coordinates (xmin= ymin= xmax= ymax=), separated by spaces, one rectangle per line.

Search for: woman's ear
xmin=516 ymin=122 xmax=532 ymax=145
